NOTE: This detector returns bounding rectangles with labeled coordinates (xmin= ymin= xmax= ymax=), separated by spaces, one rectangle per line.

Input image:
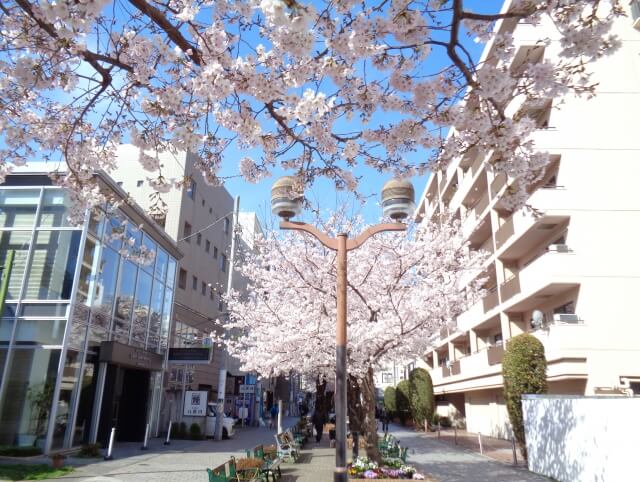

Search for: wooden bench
xmin=207 ymin=457 xmax=266 ymax=482
xmin=246 ymin=444 xmax=282 ymax=481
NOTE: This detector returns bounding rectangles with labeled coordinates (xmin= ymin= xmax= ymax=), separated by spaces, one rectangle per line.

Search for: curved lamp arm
xmin=279 ymin=221 xmax=339 ymax=250
xmin=347 ymin=223 xmax=406 ymax=251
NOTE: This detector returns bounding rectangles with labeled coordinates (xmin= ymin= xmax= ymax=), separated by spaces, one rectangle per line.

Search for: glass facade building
xmin=0 ymin=176 xmax=179 ymax=453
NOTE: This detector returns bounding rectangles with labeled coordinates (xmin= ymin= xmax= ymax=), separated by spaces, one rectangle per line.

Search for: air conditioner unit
xmin=553 ymin=313 xmax=580 ymax=323
xmin=547 ymin=244 xmax=570 ymax=253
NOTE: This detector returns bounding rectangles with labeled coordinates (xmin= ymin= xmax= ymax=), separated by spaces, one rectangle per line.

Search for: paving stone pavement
xmin=34 ymin=420 xmax=551 ymax=482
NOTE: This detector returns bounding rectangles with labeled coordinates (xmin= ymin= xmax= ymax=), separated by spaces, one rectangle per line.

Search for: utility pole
xmin=214 ymin=196 xmax=240 ymax=441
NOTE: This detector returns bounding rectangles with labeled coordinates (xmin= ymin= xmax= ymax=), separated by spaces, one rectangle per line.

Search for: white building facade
xmin=415 ymin=2 xmax=640 ymax=437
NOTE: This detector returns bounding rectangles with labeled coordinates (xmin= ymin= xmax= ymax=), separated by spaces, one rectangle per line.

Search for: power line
xmin=178 ymin=211 xmax=234 ymax=242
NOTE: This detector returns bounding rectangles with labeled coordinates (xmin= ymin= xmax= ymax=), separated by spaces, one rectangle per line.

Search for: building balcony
xmin=482 ymin=288 xmax=499 ymax=313
xmin=490 ymin=173 xmax=507 ymax=199
xmin=451 ymin=360 xmax=461 ymax=376
xmin=487 ymin=344 xmax=504 ymax=366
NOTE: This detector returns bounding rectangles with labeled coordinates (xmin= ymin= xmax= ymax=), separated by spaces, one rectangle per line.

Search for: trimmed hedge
xmin=502 ymin=333 xmax=547 ymax=460
xmin=408 ymin=368 xmax=434 ymax=430
xmin=383 ymin=386 xmax=396 ymax=417
xmin=395 ymin=380 xmax=410 ymax=425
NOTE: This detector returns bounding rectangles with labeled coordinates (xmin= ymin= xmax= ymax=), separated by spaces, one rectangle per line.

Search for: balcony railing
xmin=490 ymin=173 xmax=507 ymax=198
xmin=470 ymin=154 xmax=484 ymax=177
xmin=495 ymin=216 xmax=515 ymax=249
xmin=450 ymin=360 xmax=461 ymax=376
xmin=487 ymin=344 xmax=504 ymax=365
xmin=479 ymin=236 xmax=494 ymax=254
xmin=500 ymin=275 xmax=521 ymax=302
xmin=441 ymin=366 xmax=451 ymax=378
xmin=482 ymin=289 xmax=499 ymax=313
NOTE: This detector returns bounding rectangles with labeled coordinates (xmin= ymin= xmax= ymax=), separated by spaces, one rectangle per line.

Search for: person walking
xmin=312 ymin=409 xmax=326 ymax=442
xmin=381 ymin=408 xmax=390 ymax=433
xmin=269 ymin=404 xmax=278 ymax=429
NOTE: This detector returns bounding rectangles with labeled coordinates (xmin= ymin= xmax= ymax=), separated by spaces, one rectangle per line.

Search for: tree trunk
xmin=346 ymin=368 xmax=382 ymax=462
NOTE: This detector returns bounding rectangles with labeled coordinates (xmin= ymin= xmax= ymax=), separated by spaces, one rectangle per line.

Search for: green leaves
xmin=408 ymin=368 xmax=434 ymax=429
xmin=502 ymin=333 xmax=547 ymax=460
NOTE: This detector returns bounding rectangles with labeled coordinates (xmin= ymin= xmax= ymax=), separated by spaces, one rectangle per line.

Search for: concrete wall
xmin=464 ymin=389 xmax=512 ymax=439
xmin=522 ymin=395 xmax=640 ymax=482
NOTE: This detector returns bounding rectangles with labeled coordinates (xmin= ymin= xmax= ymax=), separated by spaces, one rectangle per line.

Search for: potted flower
xmin=50 ymin=453 xmax=66 ymax=469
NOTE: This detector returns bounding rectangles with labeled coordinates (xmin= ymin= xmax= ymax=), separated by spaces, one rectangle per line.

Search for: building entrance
xmin=98 ymin=365 xmax=150 ymax=443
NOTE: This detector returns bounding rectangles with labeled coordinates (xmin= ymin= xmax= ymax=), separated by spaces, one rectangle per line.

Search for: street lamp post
xmin=271 ymin=177 xmax=415 ymax=482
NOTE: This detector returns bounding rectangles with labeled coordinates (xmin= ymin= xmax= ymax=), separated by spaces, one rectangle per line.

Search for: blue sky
xmin=215 ymin=0 xmax=505 ymax=226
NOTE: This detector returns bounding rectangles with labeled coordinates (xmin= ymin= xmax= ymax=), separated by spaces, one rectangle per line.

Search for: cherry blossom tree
xmin=0 ymin=0 xmax=623 ymax=217
xmin=221 ymin=214 xmax=487 ymax=459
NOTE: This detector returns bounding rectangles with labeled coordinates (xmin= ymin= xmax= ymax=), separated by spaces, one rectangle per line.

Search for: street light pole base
xmin=334 ymin=467 xmax=348 ymax=482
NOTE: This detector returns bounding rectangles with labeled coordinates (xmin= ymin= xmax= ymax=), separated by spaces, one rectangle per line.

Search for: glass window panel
xmin=51 ymin=350 xmax=82 ymax=449
xmin=140 ymin=234 xmax=157 ymax=274
xmin=147 ymin=281 xmax=164 ymax=351
xmin=3 ymin=303 xmax=17 ymax=317
xmin=113 ymin=317 xmax=131 ymax=344
xmin=76 ymin=237 xmax=98 ymax=305
xmin=0 ymin=348 xmax=61 ymax=446
xmin=92 ymin=246 xmax=119 ymax=316
xmin=0 ymin=189 xmax=41 ymax=228
xmin=87 ymin=324 xmax=108 ymax=351
xmin=14 ymin=319 xmax=66 ymax=345
xmin=0 ymin=318 xmax=14 ymax=343
xmin=154 ymin=248 xmax=168 ymax=281
xmin=38 ymin=190 xmax=74 ymax=228
xmin=115 ymin=261 xmax=137 ymax=321
xmin=67 ymin=318 xmax=87 ymax=351
xmin=165 ymin=258 xmax=176 ymax=288
xmin=20 ymin=304 xmax=68 ymax=317
xmin=0 ymin=231 xmax=32 ymax=300
xmin=132 ymin=270 xmax=152 ymax=345
xmin=89 ymin=310 xmax=110 ymax=331
xmin=103 ymin=215 xmax=124 ymax=251
xmin=72 ymin=351 xmax=98 ymax=446
xmin=160 ymin=288 xmax=173 ymax=349
xmin=88 ymin=210 xmax=105 ymax=238
xmin=25 ymin=231 xmax=81 ymax=300
xmin=125 ymin=223 xmax=142 ymax=252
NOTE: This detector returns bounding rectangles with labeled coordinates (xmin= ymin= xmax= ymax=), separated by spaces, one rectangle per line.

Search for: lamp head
xmin=381 ymin=178 xmax=415 ymax=220
xmin=531 ymin=310 xmax=544 ymax=329
xmin=271 ymin=176 xmax=303 ymax=220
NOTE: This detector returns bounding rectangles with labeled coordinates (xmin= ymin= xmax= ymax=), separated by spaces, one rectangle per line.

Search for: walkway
xmin=388 ymin=424 xmax=549 ymax=482
xmin=32 ymin=420 xmax=551 ymax=482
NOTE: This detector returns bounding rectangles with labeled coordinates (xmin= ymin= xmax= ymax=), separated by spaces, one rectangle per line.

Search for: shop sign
xmin=168 ymin=347 xmax=212 ymax=364
xmin=239 ymin=384 xmax=255 ymax=394
xmin=99 ymin=341 xmax=163 ymax=371
xmin=184 ymin=390 xmax=208 ymax=416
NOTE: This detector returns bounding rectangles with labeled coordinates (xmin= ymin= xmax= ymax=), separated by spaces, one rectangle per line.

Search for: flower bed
xmin=348 ymin=456 xmax=426 ymax=480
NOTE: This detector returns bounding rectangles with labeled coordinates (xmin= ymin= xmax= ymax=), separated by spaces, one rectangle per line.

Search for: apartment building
xmin=111 ymin=146 xmax=237 ymax=424
xmin=415 ymin=2 xmax=640 ymax=438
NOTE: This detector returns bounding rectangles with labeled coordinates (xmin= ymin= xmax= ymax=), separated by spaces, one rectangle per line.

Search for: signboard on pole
xmin=168 ymin=348 xmax=212 ymax=364
xmin=184 ymin=390 xmax=208 ymax=416
xmin=239 ymin=384 xmax=255 ymax=395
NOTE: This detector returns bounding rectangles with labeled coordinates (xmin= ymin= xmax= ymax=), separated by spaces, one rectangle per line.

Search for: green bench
xmin=206 ymin=456 xmax=266 ymax=482
xmin=245 ymin=444 xmax=282 ymax=481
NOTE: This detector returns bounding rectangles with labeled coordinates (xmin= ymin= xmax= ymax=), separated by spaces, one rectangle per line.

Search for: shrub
xmin=173 ymin=422 xmax=188 ymax=439
xmin=502 ymin=333 xmax=547 ymax=460
xmin=189 ymin=423 xmax=203 ymax=440
xmin=395 ymin=380 xmax=410 ymax=425
xmin=383 ymin=386 xmax=396 ymax=418
xmin=438 ymin=416 xmax=451 ymax=428
xmin=78 ymin=443 xmax=101 ymax=458
xmin=408 ymin=368 xmax=434 ymax=430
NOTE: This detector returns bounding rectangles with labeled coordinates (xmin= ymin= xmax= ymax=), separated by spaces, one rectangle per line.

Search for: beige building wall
xmin=415 ymin=2 xmax=640 ymax=439
xmin=111 ymin=145 xmax=235 ymax=417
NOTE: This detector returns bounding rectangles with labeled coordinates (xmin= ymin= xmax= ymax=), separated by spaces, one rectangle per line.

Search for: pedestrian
xmin=312 ymin=409 xmax=326 ymax=442
xmin=381 ymin=408 xmax=389 ymax=433
xmin=269 ymin=404 xmax=278 ymax=429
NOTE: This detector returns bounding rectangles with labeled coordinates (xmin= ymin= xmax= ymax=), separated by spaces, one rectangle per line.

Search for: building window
xmin=382 ymin=373 xmax=393 ymax=384
xmin=183 ymin=222 xmax=192 ymax=242
xmin=196 ymin=233 xmax=201 ymax=245
xmin=553 ymin=301 xmax=575 ymax=314
xmin=186 ymin=180 xmax=196 ymax=199
xmin=201 ymin=199 xmax=205 ymax=207
xmin=205 ymin=240 xmax=210 ymax=253
xmin=178 ymin=269 xmax=187 ymax=289
xmin=224 ymin=217 xmax=230 ymax=234
xmin=209 ymin=289 xmax=214 ymax=300
xmin=201 ymin=281 xmax=206 ymax=295
xmin=213 ymin=246 xmax=218 ymax=259
xmin=220 ymin=253 xmax=227 ymax=272
xmin=137 ymin=180 xmax=143 ymax=187
xmin=192 ymin=275 xmax=198 ymax=290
